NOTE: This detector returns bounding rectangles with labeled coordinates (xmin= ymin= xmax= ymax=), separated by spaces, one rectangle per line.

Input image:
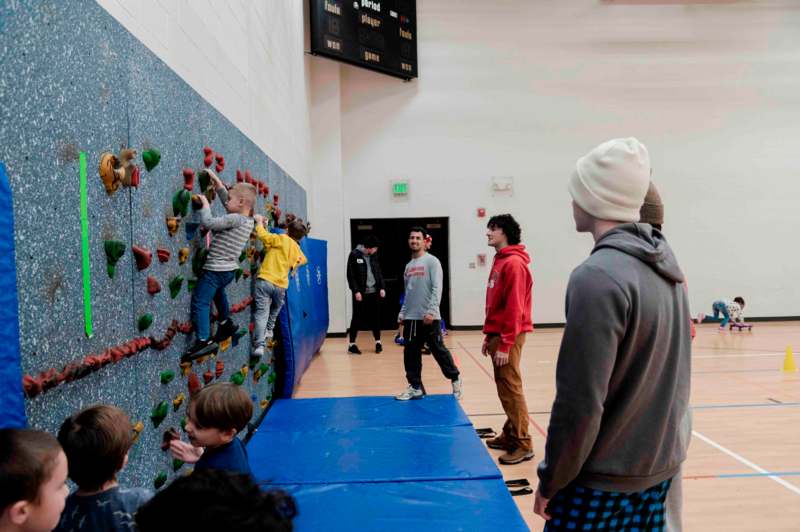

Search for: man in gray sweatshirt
xmin=395 ymin=226 xmax=463 ymax=401
xmin=534 ymin=138 xmax=691 ymax=531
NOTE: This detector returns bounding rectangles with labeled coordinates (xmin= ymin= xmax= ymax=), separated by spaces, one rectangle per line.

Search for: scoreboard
xmin=309 ymin=0 xmax=418 ymax=80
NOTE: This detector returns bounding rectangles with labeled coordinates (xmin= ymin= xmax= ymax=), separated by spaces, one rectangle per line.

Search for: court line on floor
xmin=692 ymin=430 xmax=800 ymax=496
xmin=467 ymin=401 xmax=800 ymax=418
xmin=693 ymin=352 xmax=785 ymax=359
xmin=456 ymin=340 xmax=548 ymax=438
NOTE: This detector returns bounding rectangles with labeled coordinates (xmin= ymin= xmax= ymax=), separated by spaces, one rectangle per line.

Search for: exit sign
xmin=392 ymin=180 xmax=409 ymax=196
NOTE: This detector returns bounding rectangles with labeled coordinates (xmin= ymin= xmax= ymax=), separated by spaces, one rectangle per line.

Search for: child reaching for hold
xmin=698 ymin=297 xmax=746 ymax=330
xmin=183 ymin=171 xmax=256 ymax=362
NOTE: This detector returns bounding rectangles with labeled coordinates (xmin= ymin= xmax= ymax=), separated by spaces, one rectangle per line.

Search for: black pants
xmin=349 ymin=292 xmax=381 ymax=343
xmin=403 ymin=320 xmax=459 ymax=389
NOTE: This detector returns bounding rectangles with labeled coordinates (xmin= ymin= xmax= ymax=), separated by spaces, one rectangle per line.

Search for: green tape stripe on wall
xmin=79 ymin=152 xmax=93 ymax=338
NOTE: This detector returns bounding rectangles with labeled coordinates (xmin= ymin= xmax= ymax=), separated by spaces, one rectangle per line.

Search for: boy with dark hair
xmin=251 ymin=214 xmax=308 ymax=358
xmin=698 ymin=297 xmax=746 ymax=330
xmin=346 ymin=235 xmax=386 ymax=354
xmin=55 ymin=405 xmax=151 ymax=531
xmin=1 ymin=428 xmax=69 ymax=532
xmin=136 ymin=470 xmax=296 ymax=532
xmin=170 ymin=383 xmax=254 ymax=478
xmin=485 ymin=214 xmax=522 ymax=245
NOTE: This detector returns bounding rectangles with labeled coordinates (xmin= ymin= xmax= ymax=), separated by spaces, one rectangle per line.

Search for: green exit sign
xmin=392 ymin=181 xmax=409 ymax=195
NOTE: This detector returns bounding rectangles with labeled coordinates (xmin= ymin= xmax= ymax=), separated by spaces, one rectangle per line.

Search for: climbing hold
xmin=203 ymin=154 xmax=213 ymax=168
xmin=191 ymin=194 xmax=204 ymax=211
xmin=131 ymin=421 xmax=145 ymax=443
xmin=214 ymin=163 xmax=223 ymax=173
xmin=240 ymin=364 xmax=249 ymax=377
xmin=161 ymin=427 xmax=180 ymax=451
xmin=169 ymin=275 xmax=184 ymax=299
xmin=187 ymin=278 xmax=197 ymax=293
xmin=219 ymin=338 xmax=231 ymax=352
xmin=132 ymin=245 xmax=152 ymax=271
xmin=138 ymin=314 xmax=154 ymax=332
xmin=172 ymin=458 xmax=184 ymax=472
xmin=156 ymin=247 xmax=171 ymax=263
xmin=267 ymin=371 xmax=276 ymax=384
xmin=198 ymin=170 xmax=211 ymax=192
xmin=166 ymin=216 xmax=180 ymax=236
xmin=196 ymin=355 xmax=209 ymax=364
xmin=178 ymin=247 xmax=190 ymax=265
xmin=147 ymin=276 xmax=161 ymax=296
xmin=260 ymin=399 xmax=268 ymax=409
xmin=258 ymin=363 xmax=269 ymax=375
xmin=204 ymin=186 xmax=216 ymax=203
xmin=142 ymin=148 xmax=161 ymax=172
xmin=129 ymin=164 xmax=140 ymax=188
xmin=273 ymin=193 xmax=279 ymax=205
xmin=150 ymin=401 xmax=169 ymax=428
xmin=104 ymin=240 xmax=126 ymax=278
xmin=179 ymin=363 xmax=192 ymax=378
xmin=203 ymin=370 xmax=214 ymax=384
xmin=180 ymin=417 xmax=187 ymax=431
xmin=187 ymin=372 xmax=202 ymax=396
xmin=118 ymin=148 xmax=138 ymax=188
xmin=172 ymin=392 xmax=185 ymax=411
xmin=185 ymin=221 xmax=200 ymax=241
xmin=192 ymin=248 xmax=208 ymax=277
xmin=182 ymin=168 xmax=195 ymax=191
xmin=159 ymin=369 xmax=175 ymax=384
xmin=215 ymin=154 xmax=224 ymax=165
xmin=203 ymin=146 xmax=213 ymax=156
xmin=267 ymin=338 xmax=276 ymax=349
xmin=230 ymin=371 xmax=244 ymax=386
xmin=98 ymin=152 xmax=122 ymax=194
xmin=153 ymin=471 xmax=168 ymax=490
xmin=215 ymin=360 xmax=225 ymax=379
xmin=172 ymin=189 xmax=191 ymax=218
xmin=236 ymin=170 xmax=244 ymax=183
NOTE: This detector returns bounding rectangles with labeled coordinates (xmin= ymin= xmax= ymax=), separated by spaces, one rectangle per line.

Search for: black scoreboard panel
xmin=309 ymin=0 xmax=418 ymax=80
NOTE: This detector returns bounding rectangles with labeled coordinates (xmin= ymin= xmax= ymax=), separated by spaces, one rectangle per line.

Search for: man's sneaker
xmin=498 ymin=448 xmax=535 ymax=465
xmin=348 ymin=344 xmax=362 ymax=355
xmin=252 ymin=345 xmax=264 ymax=358
xmin=697 ymin=312 xmax=705 ymax=324
xmin=421 ymin=345 xmax=432 ymax=355
xmin=395 ymin=385 xmax=424 ymax=401
xmin=375 ymin=341 xmax=383 ymax=354
xmin=181 ymin=339 xmax=218 ymax=363
xmin=486 ymin=434 xmax=513 ymax=451
xmin=213 ymin=319 xmax=239 ymax=342
xmin=452 ymin=378 xmax=463 ymax=400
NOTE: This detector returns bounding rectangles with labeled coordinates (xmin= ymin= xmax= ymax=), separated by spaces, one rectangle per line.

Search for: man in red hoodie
xmin=482 ymin=214 xmax=534 ymax=465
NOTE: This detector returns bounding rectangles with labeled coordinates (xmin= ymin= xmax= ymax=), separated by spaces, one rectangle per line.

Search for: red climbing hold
xmin=22 ymin=375 xmax=43 ymax=398
xmin=203 ymin=146 xmax=213 ymax=156
xmin=249 ymin=322 xmax=255 ymax=334
xmin=203 ymin=370 xmax=214 ymax=384
xmin=215 ymin=360 xmax=225 ymax=379
xmin=236 ymin=169 xmax=244 ymax=183
xmin=132 ymin=245 xmax=152 ymax=271
xmin=156 ymin=248 xmax=171 ymax=263
xmin=130 ymin=165 xmax=141 ymax=188
xmin=204 ymin=154 xmax=213 ymax=168
xmin=147 ymin=276 xmax=161 ymax=296
xmin=188 ymin=372 xmax=202 ymax=396
xmin=215 ymin=154 xmax=224 ymax=164
xmin=183 ymin=168 xmax=195 ymax=191
xmin=244 ymin=170 xmax=253 ymax=184
xmin=273 ymin=194 xmax=279 ymax=204
xmin=215 ymin=163 xmax=224 ymax=173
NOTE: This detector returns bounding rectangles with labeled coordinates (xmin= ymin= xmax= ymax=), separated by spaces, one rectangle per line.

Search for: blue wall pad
xmin=277 ymin=237 xmax=328 ymax=397
xmin=262 ymin=395 xmax=471 ymax=431
xmin=0 ymin=163 xmax=26 ymax=429
xmin=279 ymin=479 xmax=529 ymax=532
xmin=250 ymin=424 xmax=501 ymax=485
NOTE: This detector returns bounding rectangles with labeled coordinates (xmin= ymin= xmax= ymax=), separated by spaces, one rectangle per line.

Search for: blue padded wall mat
xmin=262 ymin=395 xmax=471 ymax=431
xmin=277 ymin=479 xmax=529 ymax=532
xmin=249 ymin=424 xmax=501 ymax=485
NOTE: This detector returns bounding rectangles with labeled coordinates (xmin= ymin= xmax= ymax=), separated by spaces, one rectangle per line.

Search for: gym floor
xmin=295 ymin=323 xmax=800 ymax=531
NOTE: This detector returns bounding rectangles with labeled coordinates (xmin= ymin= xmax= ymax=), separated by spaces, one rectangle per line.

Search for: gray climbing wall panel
xmin=0 ymin=0 xmax=306 ymax=489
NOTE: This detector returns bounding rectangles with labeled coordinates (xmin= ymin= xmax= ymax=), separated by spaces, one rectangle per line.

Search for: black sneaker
xmin=348 ymin=344 xmax=362 ymax=355
xmin=375 ymin=342 xmax=383 ymax=354
xmin=213 ymin=319 xmax=239 ymax=342
xmin=421 ymin=344 xmax=432 ymax=355
xmin=181 ymin=339 xmax=219 ymax=363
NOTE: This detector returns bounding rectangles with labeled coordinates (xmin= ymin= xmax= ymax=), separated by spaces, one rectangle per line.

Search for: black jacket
xmin=347 ymin=248 xmax=384 ymax=294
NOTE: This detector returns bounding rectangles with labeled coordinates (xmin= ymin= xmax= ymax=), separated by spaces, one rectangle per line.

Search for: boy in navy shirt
xmin=170 ymin=383 xmax=253 ymax=478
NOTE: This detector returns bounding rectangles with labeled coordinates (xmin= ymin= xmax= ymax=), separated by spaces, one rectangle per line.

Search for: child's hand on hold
xmin=170 ymin=440 xmax=203 ymax=463
xmin=254 ymin=214 xmax=265 ymax=226
xmin=206 ymin=169 xmax=222 ymax=188
xmin=198 ymin=194 xmax=210 ymax=209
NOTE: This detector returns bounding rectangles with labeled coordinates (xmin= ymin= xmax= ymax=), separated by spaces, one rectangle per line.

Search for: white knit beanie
xmin=568 ymin=137 xmax=651 ymax=222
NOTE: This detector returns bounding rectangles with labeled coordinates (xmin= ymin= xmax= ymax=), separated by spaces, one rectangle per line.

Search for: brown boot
xmin=498 ymin=447 xmax=535 ymax=465
xmin=486 ymin=434 xmax=513 ymax=451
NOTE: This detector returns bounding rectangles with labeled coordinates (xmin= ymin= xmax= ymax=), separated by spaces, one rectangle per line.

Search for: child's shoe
xmin=394 ymin=334 xmax=404 ymax=346
xmin=181 ymin=339 xmax=219 ymax=362
xmin=213 ymin=319 xmax=239 ymax=342
xmin=375 ymin=341 xmax=383 ymax=354
xmin=348 ymin=343 xmax=362 ymax=355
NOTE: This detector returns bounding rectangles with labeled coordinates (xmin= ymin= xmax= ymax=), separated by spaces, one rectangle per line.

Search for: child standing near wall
xmin=55 ymin=405 xmax=151 ymax=532
xmin=169 ymin=383 xmax=254 ymax=478
xmin=250 ymin=214 xmax=308 ymax=358
xmin=183 ymin=171 xmax=257 ymax=362
xmin=698 ymin=297 xmax=746 ymax=330
xmin=0 ymin=428 xmax=69 ymax=532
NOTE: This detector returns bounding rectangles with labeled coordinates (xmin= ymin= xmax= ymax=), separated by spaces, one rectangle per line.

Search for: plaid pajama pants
xmin=544 ymin=479 xmax=672 ymax=531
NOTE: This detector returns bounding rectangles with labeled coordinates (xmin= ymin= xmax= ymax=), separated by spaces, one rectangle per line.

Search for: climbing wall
xmin=0 ymin=0 xmax=306 ymax=489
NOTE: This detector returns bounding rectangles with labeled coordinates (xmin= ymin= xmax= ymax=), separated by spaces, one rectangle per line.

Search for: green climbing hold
xmin=235 ymin=268 xmax=243 ymax=282
xmin=230 ymin=371 xmax=245 ymax=386
xmin=169 ymin=275 xmax=184 ymax=299
xmin=258 ymin=363 xmax=269 ymax=375
xmin=192 ymin=248 xmax=209 ymax=277
xmin=198 ymin=170 xmax=211 ymax=191
xmin=180 ymin=417 xmax=187 ymax=432
xmin=172 ymin=189 xmax=191 ymax=218
xmin=160 ymin=370 xmax=175 ymax=384
xmin=172 ymin=458 xmax=184 ymax=472
xmin=151 ymin=401 xmax=169 ymax=427
xmin=104 ymin=240 xmax=126 ymax=279
xmin=154 ymin=471 xmax=168 ymax=489
xmin=187 ymin=278 xmax=197 ymax=293
xmin=142 ymin=149 xmax=161 ymax=172
xmin=138 ymin=313 xmax=154 ymax=332
xmin=267 ymin=372 xmax=276 ymax=384
xmin=238 ymin=249 xmax=247 ymax=262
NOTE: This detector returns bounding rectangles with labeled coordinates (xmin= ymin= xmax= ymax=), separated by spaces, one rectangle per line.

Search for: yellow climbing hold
xmin=180 ymin=362 xmax=192 ymax=376
xmin=131 ymin=421 xmax=144 ymax=443
xmin=220 ymin=338 xmax=232 ymax=352
xmin=172 ymin=393 xmax=186 ymax=411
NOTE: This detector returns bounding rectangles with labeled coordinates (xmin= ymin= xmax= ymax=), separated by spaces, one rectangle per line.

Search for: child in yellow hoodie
xmin=251 ymin=214 xmax=308 ymax=357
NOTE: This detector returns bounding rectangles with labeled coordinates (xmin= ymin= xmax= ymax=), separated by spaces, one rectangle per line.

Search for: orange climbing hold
xmin=178 ymin=247 xmax=190 ymax=265
xmin=187 ymin=372 xmax=202 ymax=396
xmin=203 ymin=370 xmax=213 ymax=384
xmin=147 ymin=276 xmax=161 ymax=295
xmin=166 ymin=216 xmax=180 ymax=236
xmin=215 ymin=360 xmax=224 ymax=379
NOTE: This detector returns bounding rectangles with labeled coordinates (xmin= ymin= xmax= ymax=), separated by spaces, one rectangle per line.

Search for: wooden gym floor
xmin=294 ymin=322 xmax=800 ymax=531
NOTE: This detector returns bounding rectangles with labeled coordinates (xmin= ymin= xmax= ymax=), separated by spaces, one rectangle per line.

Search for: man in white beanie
xmin=534 ymin=138 xmax=691 ymax=530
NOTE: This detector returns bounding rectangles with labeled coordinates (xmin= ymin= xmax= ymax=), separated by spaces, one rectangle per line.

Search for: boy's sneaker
xmin=181 ymin=339 xmax=219 ymax=363
xmin=395 ymin=385 xmax=424 ymax=401
xmin=252 ymin=345 xmax=264 ymax=358
xmin=697 ymin=312 xmax=705 ymax=324
xmin=498 ymin=448 xmax=535 ymax=465
xmin=348 ymin=344 xmax=362 ymax=355
xmin=375 ymin=341 xmax=383 ymax=354
xmin=213 ymin=319 xmax=239 ymax=342
xmin=452 ymin=378 xmax=463 ymax=400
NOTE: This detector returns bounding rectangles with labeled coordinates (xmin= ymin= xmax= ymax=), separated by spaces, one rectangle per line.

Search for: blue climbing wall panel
xmin=0 ymin=0 xmax=308 ymax=488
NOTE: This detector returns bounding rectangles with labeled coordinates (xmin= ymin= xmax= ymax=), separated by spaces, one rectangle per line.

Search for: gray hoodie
xmin=537 ymin=223 xmax=691 ymax=497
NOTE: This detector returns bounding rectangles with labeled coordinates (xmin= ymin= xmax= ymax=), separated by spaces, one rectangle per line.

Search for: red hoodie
xmin=483 ymin=244 xmax=533 ymax=353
